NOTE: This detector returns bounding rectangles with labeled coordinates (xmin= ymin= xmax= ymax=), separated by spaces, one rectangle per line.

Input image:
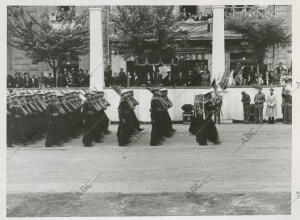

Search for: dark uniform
xmin=81 ymin=92 xmax=98 ymax=146
xmin=282 ymin=87 xmax=292 ymax=124
xmin=189 ymin=92 xmax=221 ymax=146
xmin=212 ymin=93 xmax=222 ymax=124
xmin=128 ymin=90 xmax=144 ymax=133
xmin=150 ymin=89 xmax=165 ymax=146
xmin=160 ymin=89 xmax=175 ymax=137
xmin=241 ymin=91 xmax=251 ymax=123
xmin=254 ymin=87 xmax=265 ymax=123
xmin=117 ymin=90 xmax=133 ymax=146
xmin=45 ymin=93 xmax=62 ymax=147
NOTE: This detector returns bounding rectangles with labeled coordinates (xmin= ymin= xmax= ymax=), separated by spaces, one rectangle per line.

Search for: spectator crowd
xmin=7 ymin=68 xmax=90 ymax=88
xmin=178 ymin=8 xmax=213 ymax=22
xmin=228 ymin=62 xmax=292 ymax=86
xmin=104 ymin=64 xmax=211 ymax=87
xmin=8 ymin=63 xmax=291 ymax=89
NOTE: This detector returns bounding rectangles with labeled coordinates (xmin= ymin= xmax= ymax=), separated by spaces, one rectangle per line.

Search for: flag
xmin=210 ymin=78 xmax=217 ymax=91
xmin=219 ymin=71 xmax=231 ymax=90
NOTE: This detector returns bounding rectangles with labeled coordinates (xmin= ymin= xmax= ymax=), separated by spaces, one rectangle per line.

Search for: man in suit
xmin=104 ymin=66 xmax=112 ymax=86
xmin=241 ymin=91 xmax=251 ymax=123
xmin=57 ymin=72 xmax=67 ymax=87
xmin=14 ymin=72 xmax=24 ymax=88
xmin=23 ymin=72 xmax=32 ymax=88
xmin=31 ymin=74 xmax=39 ymax=88
xmin=46 ymin=73 xmax=55 ymax=87
xmin=175 ymin=72 xmax=186 ymax=86
xmin=254 ymin=86 xmax=266 ymax=123
xmin=118 ymin=68 xmax=127 ymax=87
xmin=162 ymin=71 xmax=174 ymax=86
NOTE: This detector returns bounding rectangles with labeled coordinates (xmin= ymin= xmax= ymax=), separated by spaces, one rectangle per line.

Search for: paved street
xmin=7 ymin=124 xmax=292 ymax=216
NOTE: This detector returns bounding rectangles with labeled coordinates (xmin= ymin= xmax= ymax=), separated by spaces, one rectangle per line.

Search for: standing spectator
xmin=104 ymin=66 xmax=112 ymax=86
xmin=212 ymin=92 xmax=223 ymax=124
xmin=77 ymin=69 xmax=85 ymax=87
xmin=241 ymin=91 xmax=251 ymax=123
xmin=276 ymin=62 xmax=286 ymax=75
xmin=201 ymin=70 xmax=210 ymax=86
xmin=282 ymin=85 xmax=292 ymax=124
xmin=162 ymin=71 xmax=174 ymax=86
xmin=248 ymin=65 xmax=256 ymax=85
xmin=23 ymin=72 xmax=32 ymax=88
xmin=14 ymin=72 xmax=24 ymax=88
xmin=266 ymin=88 xmax=277 ymax=124
xmin=118 ymin=68 xmax=127 ymax=87
xmin=57 ymin=72 xmax=67 ymax=87
xmin=175 ymin=72 xmax=185 ymax=86
xmin=31 ymin=74 xmax=39 ymax=88
xmin=66 ymin=72 xmax=75 ymax=87
xmin=46 ymin=73 xmax=55 ymax=87
xmin=254 ymin=86 xmax=265 ymax=124
xmin=7 ymin=73 xmax=15 ymax=88
xmin=145 ymin=71 xmax=154 ymax=86
xmin=83 ymin=69 xmax=90 ymax=87
xmin=130 ymin=71 xmax=140 ymax=86
xmin=70 ymin=68 xmax=79 ymax=86
xmin=185 ymin=70 xmax=193 ymax=86
xmin=38 ymin=72 xmax=47 ymax=88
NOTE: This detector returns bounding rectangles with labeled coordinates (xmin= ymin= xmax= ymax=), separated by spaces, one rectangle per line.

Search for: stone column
xmin=212 ymin=5 xmax=225 ymax=83
xmin=89 ymin=8 xmax=105 ymax=90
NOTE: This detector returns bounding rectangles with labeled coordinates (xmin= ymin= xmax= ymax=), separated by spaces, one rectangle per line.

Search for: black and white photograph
xmin=1 ymin=0 xmax=300 ymax=218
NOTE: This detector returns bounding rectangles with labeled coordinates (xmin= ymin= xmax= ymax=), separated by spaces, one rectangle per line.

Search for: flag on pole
xmin=210 ymin=78 xmax=217 ymax=91
xmin=219 ymin=71 xmax=231 ymax=90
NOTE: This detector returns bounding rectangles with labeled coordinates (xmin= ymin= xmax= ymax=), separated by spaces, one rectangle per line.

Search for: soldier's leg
xmin=259 ymin=108 xmax=263 ymax=123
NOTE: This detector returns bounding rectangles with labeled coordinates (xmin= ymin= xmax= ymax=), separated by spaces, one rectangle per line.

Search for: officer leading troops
xmin=254 ymin=86 xmax=265 ymax=124
xmin=150 ymin=88 xmax=165 ymax=146
xmin=45 ymin=93 xmax=62 ymax=147
xmin=117 ymin=89 xmax=132 ymax=146
xmin=81 ymin=92 xmax=98 ymax=147
xmin=241 ymin=91 xmax=251 ymax=123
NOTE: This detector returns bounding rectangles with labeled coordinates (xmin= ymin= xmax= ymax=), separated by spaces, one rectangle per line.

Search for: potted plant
xmin=181 ymin=104 xmax=194 ymax=123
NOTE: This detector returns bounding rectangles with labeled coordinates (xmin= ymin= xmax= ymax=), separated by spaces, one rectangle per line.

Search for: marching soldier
xmin=150 ymin=88 xmax=165 ymax=146
xmin=241 ymin=91 xmax=251 ymax=123
xmin=160 ymin=88 xmax=175 ymax=137
xmin=128 ymin=89 xmax=144 ymax=133
xmin=189 ymin=91 xmax=221 ymax=146
xmin=117 ymin=89 xmax=132 ymax=146
xmin=45 ymin=93 xmax=62 ymax=147
xmin=97 ymin=90 xmax=111 ymax=135
xmin=212 ymin=92 xmax=223 ymax=124
xmin=254 ymin=86 xmax=266 ymax=124
xmin=81 ymin=92 xmax=98 ymax=147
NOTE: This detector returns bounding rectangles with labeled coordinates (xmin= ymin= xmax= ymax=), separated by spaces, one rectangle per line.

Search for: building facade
xmin=7 ymin=5 xmax=292 ymax=79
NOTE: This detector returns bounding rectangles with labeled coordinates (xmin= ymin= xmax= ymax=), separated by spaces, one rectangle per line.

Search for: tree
xmin=7 ymin=6 xmax=89 ymax=85
xmin=111 ymin=6 xmax=187 ymax=60
xmin=225 ymin=7 xmax=291 ymax=64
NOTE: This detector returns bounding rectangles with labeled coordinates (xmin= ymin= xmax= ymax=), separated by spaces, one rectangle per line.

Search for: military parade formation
xmin=7 ymin=85 xmax=293 ymax=148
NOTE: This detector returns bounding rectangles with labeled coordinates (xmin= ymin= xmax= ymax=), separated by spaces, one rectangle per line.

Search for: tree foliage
xmin=7 ymin=6 xmax=89 ymax=81
xmin=225 ymin=8 xmax=291 ymax=63
xmin=111 ymin=6 xmax=188 ymax=59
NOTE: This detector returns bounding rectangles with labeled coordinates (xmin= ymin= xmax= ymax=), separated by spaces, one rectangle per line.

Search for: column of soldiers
xmin=150 ymin=88 xmax=175 ymax=146
xmin=81 ymin=90 xmax=111 ymax=147
xmin=7 ymin=90 xmax=111 ymax=147
xmin=117 ymin=89 xmax=144 ymax=146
